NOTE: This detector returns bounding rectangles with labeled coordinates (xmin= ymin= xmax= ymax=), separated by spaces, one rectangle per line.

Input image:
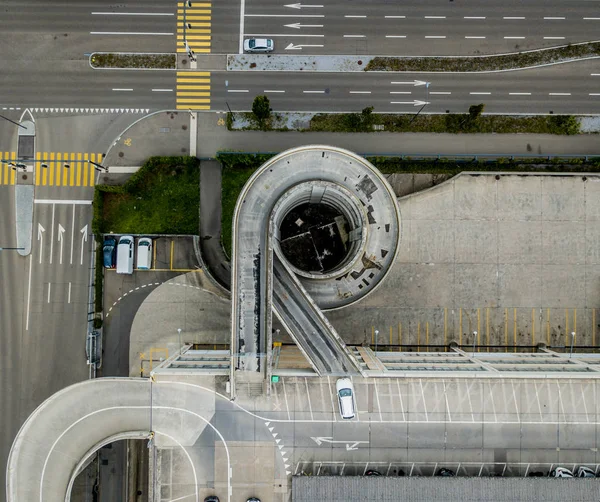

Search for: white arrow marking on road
xmin=311 ymin=436 xmax=369 ymax=450
xmin=285 ymin=3 xmax=324 ymax=8
xmin=70 ymin=204 xmax=75 ymax=264
xmin=390 ymin=100 xmax=430 ymax=106
xmin=80 ymin=225 xmax=88 ymax=265
xmin=285 ymin=43 xmax=325 ymax=50
xmin=390 ymin=80 xmax=429 ymax=86
xmin=58 ymin=224 xmax=65 ymax=265
xmin=37 ymin=224 xmax=45 ymax=264
xmin=285 ymin=22 xmax=324 ymax=29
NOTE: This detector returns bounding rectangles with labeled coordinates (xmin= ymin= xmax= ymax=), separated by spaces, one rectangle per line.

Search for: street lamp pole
xmin=472 ymin=331 xmax=477 ymax=356
xmin=177 ymin=328 xmax=182 ymax=352
xmin=570 ymin=331 xmax=575 ymax=358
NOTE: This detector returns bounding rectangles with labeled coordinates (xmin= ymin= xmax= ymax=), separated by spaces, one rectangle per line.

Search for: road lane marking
xmin=264 ymin=90 xmax=285 ymax=93
xmin=509 ymin=92 xmax=532 ymax=95
xmin=245 ymin=14 xmax=324 ymax=17
xmin=583 ymin=17 xmax=600 ymax=20
xmin=305 ymin=379 xmax=314 ymax=421
xmin=384 ymin=15 xmax=406 ymax=18
xmin=544 ymin=36 xmax=565 ymax=39
xmin=303 ymin=90 xmax=326 ymax=93
xmin=227 ymin=89 xmax=249 ymax=92
xmin=419 ymin=379 xmax=429 ymax=422
xmin=34 ymin=199 xmax=93 ymax=204
xmin=464 ymin=16 xmax=486 ymax=19
xmin=374 ymin=381 xmax=383 ymax=422
xmin=544 ymin=17 xmax=565 ymax=20
xmin=430 ymin=91 xmax=451 ymax=95
xmin=152 ymin=89 xmax=173 ymax=92
xmin=504 ymin=36 xmax=525 ymax=39
xmin=591 ymin=73 xmax=600 ymax=76
xmin=385 ymin=35 xmax=407 ymax=38
xmin=465 ymin=36 xmax=486 ymax=39
xmin=425 ymin=35 xmax=446 ymax=38
xmin=470 ymin=92 xmax=491 ymax=95
xmin=589 ymin=93 xmax=600 ymax=96
xmin=91 ymin=11 xmax=174 ymax=16
xmin=25 ymin=256 xmax=32 ymax=330
xmin=345 ymin=15 xmax=366 ymax=18
xmin=327 ymin=376 xmax=338 ymax=421
xmin=443 ymin=381 xmax=452 ymax=422
xmin=68 ymin=282 xmax=72 ymax=303
xmin=70 ymin=204 xmax=75 ymax=265
xmin=282 ymin=378 xmax=291 ymax=420
xmin=112 ymin=88 xmax=133 ymax=91
xmin=90 ymin=32 xmax=174 ymax=35
xmin=49 ymin=204 xmax=55 ymax=264
xmin=504 ymin=16 xmax=525 ymax=19
xmin=349 ymin=91 xmax=371 ymax=94
xmin=47 ymin=283 xmax=51 ymax=303
xmin=343 ymin=34 xmax=366 ymax=37
xmin=390 ymin=91 xmax=412 ymax=94
xmin=549 ymin=92 xmax=571 ymax=95
xmin=245 ymin=33 xmax=324 ymax=37
xmin=424 ymin=16 xmax=446 ymax=19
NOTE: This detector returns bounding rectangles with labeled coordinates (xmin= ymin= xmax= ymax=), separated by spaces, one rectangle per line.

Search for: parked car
xmin=436 ymin=468 xmax=455 ymax=477
xmin=204 ymin=497 xmax=219 ymax=502
xmin=116 ymin=235 xmax=134 ymax=274
xmin=243 ymin=38 xmax=274 ymax=53
xmin=550 ymin=467 xmax=574 ymax=478
xmin=365 ymin=470 xmax=381 ymax=476
xmin=335 ymin=378 xmax=356 ymax=419
xmin=136 ymin=237 xmax=152 ymax=269
xmin=577 ymin=466 xmax=596 ymax=478
xmin=102 ymin=237 xmax=116 ymax=268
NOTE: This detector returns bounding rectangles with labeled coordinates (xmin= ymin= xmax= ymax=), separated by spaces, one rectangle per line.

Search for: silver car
xmin=243 ymin=38 xmax=274 ymax=53
xmin=577 ymin=466 xmax=596 ymax=478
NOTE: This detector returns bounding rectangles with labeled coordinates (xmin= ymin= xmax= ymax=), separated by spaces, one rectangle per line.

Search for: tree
xmin=468 ymin=103 xmax=485 ymax=120
xmin=252 ymin=95 xmax=272 ymax=129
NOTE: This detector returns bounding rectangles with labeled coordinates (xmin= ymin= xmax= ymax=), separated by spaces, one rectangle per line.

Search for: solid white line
xmin=425 ymin=35 xmax=446 ymax=38
xmin=504 ymin=36 xmax=525 ymax=39
xmin=68 ymin=282 xmax=72 ymax=303
xmin=544 ymin=17 xmax=565 ymax=20
xmin=227 ymin=89 xmax=249 ymax=93
xmin=245 ymin=33 xmax=324 ymax=37
xmin=589 ymin=93 xmax=600 ymax=96
xmin=509 ymin=92 xmax=532 ymax=95
xmin=385 ymin=35 xmax=407 ymax=38
xmin=504 ymin=16 xmax=525 ymax=19
xmin=91 ymin=11 xmax=174 ymax=16
xmin=70 ymin=204 xmax=75 ymax=265
xmin=112 ymin=88 xmax=133 ymax=91
xmin=465 ymin=36 xmax=486 ymax=39
xmin=151 ymin=89 xmax=173 ymax=92
xmin=374 ymin=381 xmax=383 ymax=422
xmin=430 ymin=91 xmax=451 ymax=95
xmin=349 ymin=91 xmax=372 ymax=94
xmin=303 ymin=90 xmax=325 ymax=93
xmin=245 ymin=14 xmax=324 ymax=17
xmin=390 ymin=91 xmax=412 ymax=94
xmin=419 ymin=379 xmax=429 ymax=422
xmin=35 ymin=199 xmax=93 ymax=204
xmin=424 ymin=15 xmax=446 ymax=19
xmin=264 ymin=90 xmax=285 ymax=93
xmin=47 ymin=283 xmax=51 ymax=303
xmin=327 ymin=376 xmax=337 ymax=420
xmin=384 ymin=15 xmax=406 ymax=19
xmin=282 ymin=378 xmax=291 ymax=421
xmin=90 ymin=32 xmax=174 ymax=35
xmin=239 ymin=0 xmax=245 ymax=53
xmin=443 ymin=381 xmax=452 ymax=422
xmin=305 ymin=378 xmax=314 ymax=421
xmin=50 ymin=204 xmax=55 ymax=265
xmin=583 ymin=17 xmax=600 ymax=20
xmin=343 ymin=34 xmax=366 ymax=37
xmin=464 ymin=16 xmax=486 ymax=19
xmin=470 ymin=92 xmax=491 ymax=95
xmin=591 ymin=73 xmax=600 ymax=76
xmin=395 ymin=379 xmax=406 ymax=422
xmin=345 ymin=15 xmax=366 ymax=18
xmin=26 ymin=256 xmax=32 ymax=331
xmin=549 ymin=92 xmax=571 ymax=95
xmin=544 ymin=36 xmax=565 ymax=39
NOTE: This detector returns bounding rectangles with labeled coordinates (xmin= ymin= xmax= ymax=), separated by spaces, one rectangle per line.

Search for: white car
xmin=136 ymin=237 xmax=152 ymax=270
xmin=243 ymin=38 xmax=274 ymax=53
xmin=577 ymin=466 xmax=596 ymax=478
xmin=550 ymin=467 xmax=574 ymax=478
xmin=336 ymin=378 xmax=355 ymax=419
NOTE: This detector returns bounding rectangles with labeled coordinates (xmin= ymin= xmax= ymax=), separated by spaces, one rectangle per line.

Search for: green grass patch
xmin=90 ymin=53 xmax=176 ymax=69
xmin=94 ymin=156 xmax=200 ymax=235
xmin=365 ymin=41 xmax=600 ymax=72
xmin=309 ymin=112 xmax=581 ymax=135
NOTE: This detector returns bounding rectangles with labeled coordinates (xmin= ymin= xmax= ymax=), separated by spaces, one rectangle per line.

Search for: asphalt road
xmin=241 ymin=0 xmax=600 ymax=56
xmin=213 ymin=59 xmax=600 ymax=114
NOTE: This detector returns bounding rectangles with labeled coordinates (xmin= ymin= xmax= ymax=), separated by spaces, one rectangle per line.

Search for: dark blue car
xmin=103 ymin=238 xmax=117 ymax=268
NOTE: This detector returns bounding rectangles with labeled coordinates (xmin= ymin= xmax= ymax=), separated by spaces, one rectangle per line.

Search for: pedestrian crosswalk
xmin=0 ymin=152 xmax=17 ymax=185
xmin=176 ymin=71 xmax=211 ymax=110
xmin=35 ymin=152 xmax=103 ymax=187
xmin=177 ymin=2 xmax=211 ymax=55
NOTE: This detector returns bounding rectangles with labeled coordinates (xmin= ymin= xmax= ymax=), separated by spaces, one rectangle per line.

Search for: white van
xmin=116 ymin=235 xmax=134 ymax=274
xmin=336 ymin=378 xmax=356 ymax=419
xmin=136 ymin=237 xmax=152 ymax=269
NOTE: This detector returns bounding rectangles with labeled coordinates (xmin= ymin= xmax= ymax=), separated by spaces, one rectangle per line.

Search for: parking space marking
xmin=327 ymin=376 xmax=338 ymax=422
xmin=282 ymin=377 xmax=291 ymax=420
xmin=419 ymin=379 xmax=429 ymax=422
xmin=533 ymin=382 xmax=543 ymax=421
xmin=374 ymin=380 xmax=383 ymax=422
xmin=443 ymin=380 xmax=452 ymax=422
xmin=387 ymin=380 xmax=396 ymax=416
xmin=557 ymin=381 xmax=566 ymax=422
xmin=511 ymin=381 xmax=519 ymax=420
xmin=396 ymin=379 xmax=406 ymax=421
xmin=487 ymin=382 xmax=497 ymax=422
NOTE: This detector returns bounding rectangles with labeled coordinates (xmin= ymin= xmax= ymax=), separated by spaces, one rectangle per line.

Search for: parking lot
xmin=267 ymin=376 xmax=598 ymax=424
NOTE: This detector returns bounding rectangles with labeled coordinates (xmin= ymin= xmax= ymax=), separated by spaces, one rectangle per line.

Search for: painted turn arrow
xmin=80 ymin=224 xmax=88 ymax=265
xmin=311 ymin=436 xmax=369 ymax=451
xmin=390 ymin=100 xmax=430 ymax=106
xmin=285 ymin=43 xmax=324 ymax=50
xmin=285 ymin=22 xmax=324 ymax=29
xmin=391 ymin=80 xmax=430 ymax=87
xmin=57 ymin=224 xmax=65 ymax=265
xmin=37 ymin=223 xmax=45 ymax=264
xmin=285 ymin=3 xmax=324 ymax=8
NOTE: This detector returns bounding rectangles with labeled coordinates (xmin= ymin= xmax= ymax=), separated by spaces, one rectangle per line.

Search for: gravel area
xmin=227 ymin=54 xmax=373 ymax=72
xmin=579 ymin=116 xmax=600 ymax=133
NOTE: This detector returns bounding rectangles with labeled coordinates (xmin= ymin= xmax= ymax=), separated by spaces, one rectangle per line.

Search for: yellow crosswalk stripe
xmin=49 ymin=152 xmax=55 ymax=186
xmin=76 ymin=153 xmax=82 ymax=187
xmin=35 ymin=152 xmax=41 ymax=186
xmin=177 ymin=91 xmax=211 ymax=96
xmin=177 ymin=71 xmax=211 ymax=76
xmin=62 ymin=152 xmax=69 ymax=186
xmin=177 ymin=35 xmax=211 ymax=40
xmin=177 ymin=85 xmax=211 ymax=90
xmin=90 ymin=153 xmax=96 ymax=187
xmin=69 ymin=152 xmax=75 ymax=186
xmin=177 ymin=78 xmax=211 ymax=83
xmin=56 ymin=152 xmax=62 ymax=186
xmin=83 ymin=153 xmax=89 ymax=187
xmin=178 ymin=2 xmax=211 ymax=6
xmin=177 ymin=98 xmax=211 ymax=103
xmin=42 ymin=152 xmax=48 ymax=186
xmin=10 ymin=151 xmax=16 ymax=185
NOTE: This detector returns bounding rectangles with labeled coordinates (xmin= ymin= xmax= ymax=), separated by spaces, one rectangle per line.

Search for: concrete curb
xmin=15 ymin=185 xmax=33 ymax=256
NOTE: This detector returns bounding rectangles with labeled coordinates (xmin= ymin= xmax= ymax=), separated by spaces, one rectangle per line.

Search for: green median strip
xmin=90 ymin=52 xmax=176 ymax=69
xmin=365 ymin=41 xmax=600 ymax=72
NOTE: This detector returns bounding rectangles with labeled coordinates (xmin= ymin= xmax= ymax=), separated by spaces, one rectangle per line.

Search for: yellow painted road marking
xmin=10 ymin=151 xmax=16 ymax=184
xmin=55 ymin=152 xmax=62 ymax=186
xmin=176 ymin=98 xmax=211 ymax=103
xmin=177 ymin=78 xmax=211 ymax=84
xmin=398 ymin=323 xmax=402 ymax=347
xmin=170 ymin=239 xmax=174 ymax=269
xmin=513 ymin=308 xmax=517 ymax=352
xmin=83 ymin=153 xmax=89 ymax=186
xmin=389 ymin=326 xmax=392 ymax=345
xmin=90 ymin=153 xmax=97 ymax=186
xmin=178 ymin=35 xmax=211 ymax=40
xmin=177 ymin=85 xmax=211 ymax=90
xmin=77 ymin=153 xmax=82 ymax=186
xmin=62 ymin=152 xmax=69 ymax=186
xmin=42 ymin=152 xmax=48 ymax=186
xmin=69 ymin=152 xmax=75 ymax=186
xmin=49 ymin=152 xmax=55 ymax=185
xmin=35 ymin=151 xmax=41 ymax=186
xmin=177 ymin=71 xmax=211 ymax=76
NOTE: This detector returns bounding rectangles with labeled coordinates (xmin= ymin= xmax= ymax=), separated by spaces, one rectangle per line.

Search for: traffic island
xmin=90 ymin=52 xmax=177 ymax=70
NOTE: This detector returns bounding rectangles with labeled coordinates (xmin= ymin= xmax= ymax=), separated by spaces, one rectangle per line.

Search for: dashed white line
xmin=504 ymin=36 xmax=525 ymax=39
xmin=425 ymin=35 xmax=446 ymax=38
xmin=544 ymin=17 xmax=565 ymax=20
xmin=152 ymin=89 xmax=173 ymax=92
xmin=503 ymin=16 xmax=525 ymax=19
xmin=68 ymin=282 xmax=71 ymax=304
xmin=549 ymin=92 xmax=571 ymax=96
xmin=373 ymin=381 xmax=383 ymax=422
xmin=424 ymin=16 xmax=446 ymax=19
xmin=430 ymin=91 xmax=451 ymax=95
xmin=583 ymin=17 xmax=600 ymax=20
xmin=385 ymin=35 xmax=407 ymax=38
xmin=465 ymin=36 xmax=486 ymax=39
xmin=47 ymin=283 xmax=51 ymax=303
xmin=544 ymin=36 xmax=565 ymax=39
xmin=227 ymin=89 xmax=249 ymax=93
xmin=112 ymin=88 xmax=133 ymax=91
xmin=384 ymin=15 xmax=406 ymax=19
xmin=509 ymin=92 xmax=532 ymax=95
xmin=264 ymin=90 xmax=285 ymax=93
xmin=464 ymin=16 xmax=486 ymax=19
xmin=589 ymin=93 xmax=600 ymax=96
xmin=470 ymin=92 xmax=491 ymax=95
xmin=343 ymin=34 xmax=366 ymax=37
xmin=345 ymin=15 xmax=366 ymax=18
xmin=303 ymin=90 xmax=326 ymax=93
xmin=389 ymin=91 xmax=412 ymax=94
xmin=591 ymin=73 xmax=600 ymax=76
xmin=349 ymin=91 xmax=372 ymax=94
